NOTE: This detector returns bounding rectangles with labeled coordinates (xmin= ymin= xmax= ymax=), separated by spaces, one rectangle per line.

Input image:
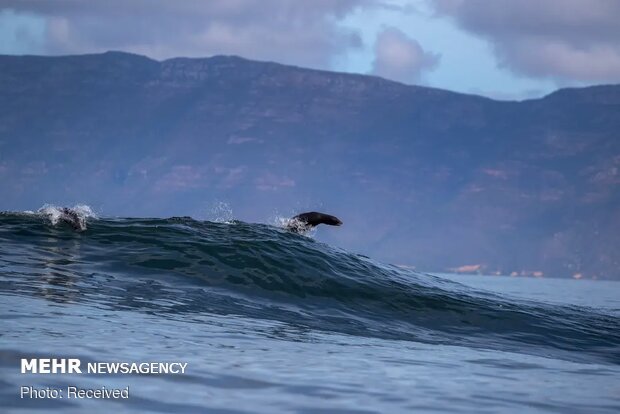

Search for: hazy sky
xmin=1 ymin=0 xmax=619 ymax=99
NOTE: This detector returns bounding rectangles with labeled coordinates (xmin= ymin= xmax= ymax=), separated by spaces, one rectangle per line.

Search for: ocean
xmin=1 ymin=208 xmax=619 ymax=413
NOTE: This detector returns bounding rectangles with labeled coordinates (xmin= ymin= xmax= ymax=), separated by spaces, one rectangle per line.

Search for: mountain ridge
xmin=5 ymin=50 xmax=619 ymax=103
xmin=1 ymin=51 xmax=619 ymax=279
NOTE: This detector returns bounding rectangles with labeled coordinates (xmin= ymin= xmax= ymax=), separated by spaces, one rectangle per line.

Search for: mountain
xmin=1 ymin=51 xmax=619 ymax=279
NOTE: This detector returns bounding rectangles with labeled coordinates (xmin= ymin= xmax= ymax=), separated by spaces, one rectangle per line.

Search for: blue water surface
xmin=1 ymin=212 xmax=619 ymax=413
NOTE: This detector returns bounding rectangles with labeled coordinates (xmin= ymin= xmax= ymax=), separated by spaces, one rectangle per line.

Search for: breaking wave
xmin=0 ymin=208 xmax=618 ymax=365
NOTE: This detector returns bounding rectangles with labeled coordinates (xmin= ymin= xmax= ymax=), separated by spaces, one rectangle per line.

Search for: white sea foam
xmin=70 ymin=204 xmax=98 ymax=219
xmin=274 ymin=215 xmax=316 ymax=237
xmin=207 ymin=201 xmax=234 ymax=223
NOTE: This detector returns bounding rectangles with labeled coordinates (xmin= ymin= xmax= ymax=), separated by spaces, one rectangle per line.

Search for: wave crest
xmin=0 ymin=214 xmax=618 ymax=364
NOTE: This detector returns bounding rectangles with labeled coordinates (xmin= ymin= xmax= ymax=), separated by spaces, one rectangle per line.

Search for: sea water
xmin=1 ymin=211 xmax=618 ymax=413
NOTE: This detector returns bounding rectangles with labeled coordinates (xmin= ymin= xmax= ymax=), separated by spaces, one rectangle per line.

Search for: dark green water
xmin=1 ymin=210 xmax=619 ymax=413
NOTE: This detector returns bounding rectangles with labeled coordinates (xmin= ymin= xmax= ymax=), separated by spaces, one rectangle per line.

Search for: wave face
xmin=1 ymin=211 xmax=619 ymax=365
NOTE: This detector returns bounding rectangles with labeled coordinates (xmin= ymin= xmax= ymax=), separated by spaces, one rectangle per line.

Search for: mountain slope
xmin=1 ymin=51 xmax=619 ymax=279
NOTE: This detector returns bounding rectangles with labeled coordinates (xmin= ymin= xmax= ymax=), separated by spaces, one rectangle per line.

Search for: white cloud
xmin=371 ymin=27 xmax=440 ymax=84
xmin=431 ymin=0 xmax=620 ymax=83
xmin=2 ymin=0 xmax=373 ymax=69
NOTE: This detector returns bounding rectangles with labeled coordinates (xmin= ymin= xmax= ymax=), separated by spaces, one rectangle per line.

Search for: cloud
xmin=371 ymin=27 xmax=440 ymax=84
xmin=2 ymin=0 xmax=372 ymax=69
xmin=431 ymin=0 xmax=620 ymax=83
